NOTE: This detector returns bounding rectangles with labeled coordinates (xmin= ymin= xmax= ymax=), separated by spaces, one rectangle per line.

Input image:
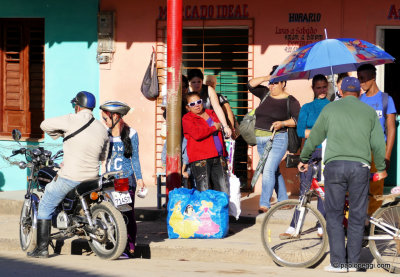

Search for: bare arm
xmin=270 ymin=118 xmax=296 ymax=131
xmin=304 ymin=129 xmax=311 ymax=138
xmin=249 ymin=76 xmax=270 ymax=88
xmin=385 ymin=113 xmax=396 ymax=168
xmin=222 ymin=102 xmax=236 ymax=138
xmin=208 ymin=86 xmax=232 ymax=137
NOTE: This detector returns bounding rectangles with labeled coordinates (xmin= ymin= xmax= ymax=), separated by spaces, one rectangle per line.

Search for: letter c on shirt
xmin=114 ymin=158 xmax=123 ymax=170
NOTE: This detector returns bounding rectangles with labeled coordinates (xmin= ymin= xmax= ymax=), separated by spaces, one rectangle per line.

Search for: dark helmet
xmin=71 ymin=91 xmax=96 ymax=109
xmin=99 ymin=101 xmax=131 ymax=116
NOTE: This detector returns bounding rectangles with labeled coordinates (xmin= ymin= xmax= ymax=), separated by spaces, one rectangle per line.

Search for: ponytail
xmin=120 ymin=124 xmax=133 ymax=159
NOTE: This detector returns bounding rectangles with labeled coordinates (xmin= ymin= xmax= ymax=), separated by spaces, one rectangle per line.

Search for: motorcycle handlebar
xmin=10 ymin=148 xmax=26 ymax=157
xmin=51 ymin=150 xmax=63 ymax=161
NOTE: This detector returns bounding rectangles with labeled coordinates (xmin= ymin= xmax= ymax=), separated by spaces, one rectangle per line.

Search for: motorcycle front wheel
xmin=88 ymin=201 xmax=127 ymax=260
xmin=19 ymin=196 xmax=38 ymax=252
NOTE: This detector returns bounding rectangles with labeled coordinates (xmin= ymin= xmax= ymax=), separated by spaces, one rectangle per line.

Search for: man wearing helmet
xmin=100 ymin=100 xmax=146 ymax=257
xmin=27 ymin=91 xmax=109 ymax=258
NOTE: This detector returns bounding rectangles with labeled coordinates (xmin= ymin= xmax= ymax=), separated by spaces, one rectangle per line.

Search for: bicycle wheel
xmin=369 ymin=203 xmax=400 ymax=273
xmin=261 ymin=199 xmax=328 ymax=267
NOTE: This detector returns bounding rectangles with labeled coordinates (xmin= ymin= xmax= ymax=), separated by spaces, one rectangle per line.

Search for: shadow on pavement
xmin=0 ymin=255 xmax=101 ymax=277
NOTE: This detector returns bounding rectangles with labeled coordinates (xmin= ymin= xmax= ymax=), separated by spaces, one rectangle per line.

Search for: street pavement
xmin=0 ymin=186 xmax=389 ymax=274
xmin=0 ymin=250 xmax=391 ymax=277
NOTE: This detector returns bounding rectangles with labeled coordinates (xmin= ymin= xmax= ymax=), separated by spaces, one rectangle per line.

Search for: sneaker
xmin=348 ymin=267 xmax=357 ymax=272
xmin=324 ymin=264 xmax=347 ymax=273
xmin=317 ymin=227 xmax=323 ymax=238
xmin=119 ymin=252 xmax=130 ymax=259
xmin=279 ymin=227 xmax=295 ymax=240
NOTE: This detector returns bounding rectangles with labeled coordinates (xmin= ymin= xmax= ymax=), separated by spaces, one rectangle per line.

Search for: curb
xmin=0 ymin=200 xmax=23 ymax=215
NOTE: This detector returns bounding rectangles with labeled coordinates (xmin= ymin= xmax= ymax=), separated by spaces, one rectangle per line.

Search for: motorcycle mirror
xmin=12 ymin=129 xmax=22 ymax=142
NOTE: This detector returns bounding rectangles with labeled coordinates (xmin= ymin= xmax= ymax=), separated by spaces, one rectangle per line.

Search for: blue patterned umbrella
xmin=270 ymin=38 xmax=394 ymax=83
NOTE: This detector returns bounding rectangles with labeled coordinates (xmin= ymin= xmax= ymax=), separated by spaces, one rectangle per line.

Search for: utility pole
xmin=166 ymin=0 xmax=182 ymax=198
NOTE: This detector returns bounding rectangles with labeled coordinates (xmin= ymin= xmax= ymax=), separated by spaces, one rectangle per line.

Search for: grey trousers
xmin=190 ymin=156 xmax=229 ymax=194
xmin=324 ymin=160 xmax=370 ymax=267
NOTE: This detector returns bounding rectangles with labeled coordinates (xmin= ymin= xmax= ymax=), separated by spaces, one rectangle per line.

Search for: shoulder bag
xmin=239 ymin=92 xmax=269 ymax=146
xmin=140 ymin=50 xmax=159 ymax=100
xmin=286 ymin=96 xmax=302 ymax=167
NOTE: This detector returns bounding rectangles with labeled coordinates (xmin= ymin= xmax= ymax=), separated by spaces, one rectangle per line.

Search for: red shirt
xmin=182 ymin=109 xmax=227 ymax=163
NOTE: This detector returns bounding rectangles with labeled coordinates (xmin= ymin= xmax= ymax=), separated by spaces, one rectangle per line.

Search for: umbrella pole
xmin=324 ymin=28 xmax=338 ymax=97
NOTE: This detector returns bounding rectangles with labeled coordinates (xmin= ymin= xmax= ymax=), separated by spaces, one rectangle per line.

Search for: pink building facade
xmin=99 ymin=0 xmax=400 ymax=194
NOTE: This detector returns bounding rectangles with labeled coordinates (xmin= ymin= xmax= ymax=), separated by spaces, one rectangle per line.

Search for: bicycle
xmin=261 ymin=159 xmax=400 ymax=273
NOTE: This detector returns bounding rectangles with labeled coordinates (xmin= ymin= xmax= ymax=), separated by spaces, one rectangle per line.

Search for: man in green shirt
xmin=298 ymin=77 xmax=387 ymax=272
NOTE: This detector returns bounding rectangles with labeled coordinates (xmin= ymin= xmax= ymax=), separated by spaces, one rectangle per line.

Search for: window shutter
xmin=0 ymin=19 xmax=44 ymax=138
xmin=2 ymin=22 xmax=26 ymax=134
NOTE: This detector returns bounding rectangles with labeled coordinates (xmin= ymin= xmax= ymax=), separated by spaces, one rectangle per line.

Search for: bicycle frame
xmin=290 ymin=164 xmax=322 ymax=237
xmin=367 ymin=216 xmax=400 ymax=240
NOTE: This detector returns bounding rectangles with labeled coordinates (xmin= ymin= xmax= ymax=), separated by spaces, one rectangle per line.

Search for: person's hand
xmin=214 ymin=122 xmax=222 ymax=131
xmin=182 ymin=171 xmax=189 ymax=179
xmin=231 ymin=128 xmax=238 ymax=140
xmin=223 ymin=126 xmax=232 ymax=137
xmin=376 ymin=170 xmax=388 ymax=181
xmin=385 ymin=159 xmax=390 ymax=171
xmin=270 ymin=121 xmax=284 ymax=131
xmin=137 ymin=179 xmax=145 ymax=189
xmin=298 ymin=162 xmax=308 ymax=172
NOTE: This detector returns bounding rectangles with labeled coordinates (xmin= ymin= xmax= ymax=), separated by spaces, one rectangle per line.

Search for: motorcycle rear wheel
xmin=88 ymin=201 xmax=127 ymax=260
xmin=19 ymin=196 xmax=38 ymax=252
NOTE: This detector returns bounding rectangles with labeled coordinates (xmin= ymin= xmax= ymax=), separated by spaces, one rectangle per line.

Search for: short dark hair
xmin=336 ymin=72 xmax=349 ymax=84
xmin=184 ymin=91 xmax=201 ymax=105
xmin=312 ymin=74 xmax=328 ymax=87
xmin=269 ymin=65 xmax=287 ymax=88
xmin=269 ymin=65 xmax=279 ymax=76
xmin=357 ymin=63 xmax=376 ymax=78
xmin=188 ymin=69 xmax=204 ymax=81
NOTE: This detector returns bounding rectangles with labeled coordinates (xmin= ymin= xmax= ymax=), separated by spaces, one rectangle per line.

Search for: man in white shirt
xmin=27 ymin=91 xmax=109 ymax=258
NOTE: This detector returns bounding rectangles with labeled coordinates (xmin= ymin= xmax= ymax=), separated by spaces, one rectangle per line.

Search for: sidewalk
xmin=0 ymin=186 xmax=273 ymax=265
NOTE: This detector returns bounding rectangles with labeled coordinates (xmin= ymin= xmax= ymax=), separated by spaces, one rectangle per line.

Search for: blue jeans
xmin=256 ymin=132 xmax=288 ymax=208
xmin=38 ymin=176 xmax=80 ymax=220
xmin=324 ymin=160 xmax=370 ymax=266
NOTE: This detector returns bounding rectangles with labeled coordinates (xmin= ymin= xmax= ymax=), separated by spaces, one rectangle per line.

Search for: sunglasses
xmin=187 ymin=99 xmax=203 ymax=107
xmin=269 ymin=81 xmax=279 ymax=85
xmin=71 ymin=102 xmax=76 ymax=109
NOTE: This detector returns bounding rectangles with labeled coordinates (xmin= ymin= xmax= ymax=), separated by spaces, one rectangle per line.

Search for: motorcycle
xmin=10 ymin=129 xmax=131 ymax=260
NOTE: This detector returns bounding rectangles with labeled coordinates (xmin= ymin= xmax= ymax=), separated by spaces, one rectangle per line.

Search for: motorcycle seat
xmin=75 ymin=178 xmax=99 ymax=196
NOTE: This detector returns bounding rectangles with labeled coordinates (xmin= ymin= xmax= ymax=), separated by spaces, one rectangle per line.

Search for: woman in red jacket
xmin=182 ymin=91 xmax=228 ymax=194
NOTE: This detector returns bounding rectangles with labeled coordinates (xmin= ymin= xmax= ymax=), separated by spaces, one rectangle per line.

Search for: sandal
xmin=258 ymin=206 xmax=269 ymax=213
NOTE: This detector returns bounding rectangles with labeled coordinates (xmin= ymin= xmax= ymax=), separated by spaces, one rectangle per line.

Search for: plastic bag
xmin=167 ymin=188 xmax=229 ymax=239
xmin=228 ymin=174 xmax=241 ymax=220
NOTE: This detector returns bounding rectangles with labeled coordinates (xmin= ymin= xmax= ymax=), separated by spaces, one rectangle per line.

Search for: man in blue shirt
xmin=357 ymin=64 xmax=397 ymax=216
